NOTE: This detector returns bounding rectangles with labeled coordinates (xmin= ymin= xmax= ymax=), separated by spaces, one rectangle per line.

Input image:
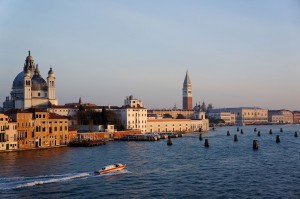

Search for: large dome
xmin=32 ymin=75 xmax=48 ymax=91
xmin=12 ymin=71 xmax=25 ymax=89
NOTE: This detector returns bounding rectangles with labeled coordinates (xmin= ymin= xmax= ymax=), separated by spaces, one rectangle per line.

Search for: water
xmin=0 ymin=125 xmax=300 ymax=198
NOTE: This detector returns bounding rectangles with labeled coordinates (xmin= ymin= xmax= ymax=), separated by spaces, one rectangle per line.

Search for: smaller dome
xmin=31 ymin=75 xmax=48 ymax=91
xmin=26 ymin=55 xmax=33 ymax=61
xmin=48 ymin=67 xmax=55 ymax=77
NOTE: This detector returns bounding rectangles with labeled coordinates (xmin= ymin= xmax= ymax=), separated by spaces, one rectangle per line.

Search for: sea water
xmin=0 ymin=125 xmax=299 ymax=198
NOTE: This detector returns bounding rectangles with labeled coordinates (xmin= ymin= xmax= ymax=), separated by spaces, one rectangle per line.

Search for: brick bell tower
xmin=182 ymin=71 xmax=192 ymax=110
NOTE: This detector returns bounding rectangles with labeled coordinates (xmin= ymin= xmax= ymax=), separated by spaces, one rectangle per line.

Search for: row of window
xmin=0 ymin=117 xmax=8 ymax=121
xmin=150 ymin=127 xmax=188 ymax=132
xmin=127 ymin=109 xmax=146 ymax=112
xmin=149 ymin=124 xmax=189 ymax=127
xmin=127 ymin=125 xmax=146 ymax=129
xmin=35 ymin=126 xmax=68 ymax=133
xmin=127 ymin=114 xmax=147 ymax=117
xmin=237 ymin=112 xmax=268 ymax=116
xmin=128 ymin=120 xmax=146 ymax=124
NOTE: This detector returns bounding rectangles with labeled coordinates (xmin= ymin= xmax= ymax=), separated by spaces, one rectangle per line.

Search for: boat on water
xmin=94 ymin=163 xmax=126 ymax=175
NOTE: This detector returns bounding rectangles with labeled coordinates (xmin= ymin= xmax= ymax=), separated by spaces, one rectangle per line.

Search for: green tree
xmin=176 ymin=114 xmax=186 ymax=119
xmin=163 ymin=113 xmax=173 ymax=118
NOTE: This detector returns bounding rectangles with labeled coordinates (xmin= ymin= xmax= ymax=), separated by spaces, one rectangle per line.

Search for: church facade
xmin=3 ymin=51 xmax=58 ymax=111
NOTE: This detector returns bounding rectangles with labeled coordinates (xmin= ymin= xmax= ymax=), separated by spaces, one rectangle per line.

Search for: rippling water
xmin=0 ymin=125 xmax=300 ymax=198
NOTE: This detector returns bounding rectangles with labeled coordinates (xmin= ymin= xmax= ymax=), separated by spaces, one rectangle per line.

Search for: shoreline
xmin=0 ymin=145 xmax=68 ymax=153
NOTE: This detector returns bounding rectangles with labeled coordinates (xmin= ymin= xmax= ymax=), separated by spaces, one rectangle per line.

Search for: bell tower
xmin=47 ymin=67 xmax=58 ymax=105
xmin=182 ymin=71 xmax=192 ymax=110
xmin=24 ymin=68 xmax=32 ymax=109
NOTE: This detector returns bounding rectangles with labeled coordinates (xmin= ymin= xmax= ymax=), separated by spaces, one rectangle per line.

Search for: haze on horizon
xmin=0 ymin=0 xmax=299 ymax=110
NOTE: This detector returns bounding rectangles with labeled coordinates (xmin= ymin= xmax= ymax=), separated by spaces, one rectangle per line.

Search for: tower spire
xmin=28 ymin=50 xmax=30 ymax=56
xmin=182 ymin=70 xmax=192 ymax=110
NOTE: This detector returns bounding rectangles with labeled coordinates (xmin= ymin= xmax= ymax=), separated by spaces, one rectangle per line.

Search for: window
xmin=38 ymin=92 xmax=41 ymax=97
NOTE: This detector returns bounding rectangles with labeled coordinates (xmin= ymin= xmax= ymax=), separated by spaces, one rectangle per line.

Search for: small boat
xmin=94 ymin=163 xmax=126 ymax=175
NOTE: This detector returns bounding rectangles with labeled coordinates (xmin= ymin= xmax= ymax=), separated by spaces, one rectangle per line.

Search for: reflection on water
xmin=0 ymin=125 xmax=300 ymax=198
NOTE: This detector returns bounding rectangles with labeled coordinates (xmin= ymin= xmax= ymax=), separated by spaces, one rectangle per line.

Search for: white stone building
xmin=218 ymin=107 xmax=268 ymax=125
xmin=147 ymin=118 xmax=209 ymax=133
xmin=147 ymin=108 xmax=209 ymax=133
xmin=118 ymin=95 xmax=147 ymax=133
xmin=3 ymin=51 xmax=58 ymax=111
xmin=268 ymin=110 xmax=294 ymax=124
xmin=207 ymin=109 xmax=236 ymax=125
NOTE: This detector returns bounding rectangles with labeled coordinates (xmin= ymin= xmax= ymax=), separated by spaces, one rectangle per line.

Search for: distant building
xmin=293 ymin=111 xmax=300 ymax=124
xmin=147 ymin=106 xmax=209 ymax=132
xmin=3 ymin=51 xmax=58 ymax=111
xmin=118 ymin=95 xmax=148 ymax=133
xmin=268 ymin=110 xmax=294 ymax=124
xmin=218 ymin=107 xmax=268 ymax=125
xmin=147 ymin=118 xmax=209 ymax=133
xmin=182 ymin=71 xmax=192 ymax=110
xmin=207 ymin=109 xmax=236 ymax=125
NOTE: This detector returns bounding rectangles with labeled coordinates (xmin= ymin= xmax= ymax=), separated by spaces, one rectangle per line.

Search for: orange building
xmin=5 ymin=108 xmax=71 ymax=150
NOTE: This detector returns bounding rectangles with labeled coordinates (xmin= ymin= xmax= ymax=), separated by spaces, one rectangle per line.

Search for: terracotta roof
xmin=49 ymin=112 xmax=68 ymax=120
xmin=50 ymin=104 xmax=119 ymax=110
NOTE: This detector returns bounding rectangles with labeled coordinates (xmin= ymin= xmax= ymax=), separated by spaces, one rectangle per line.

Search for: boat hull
xmin=94 ymin=164 xmax=126 ymax=175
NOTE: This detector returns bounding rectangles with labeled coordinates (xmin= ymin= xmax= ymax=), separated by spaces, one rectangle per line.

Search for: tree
xmin=176 ymin=114 xmax=185 ymax=119
xmin=163 ymin=113 xmax=173 ymax=118
xmin=101 ymin=107 xmax=108 ymax=125
xmin=105 ymin=110 xmax=124 ymax=131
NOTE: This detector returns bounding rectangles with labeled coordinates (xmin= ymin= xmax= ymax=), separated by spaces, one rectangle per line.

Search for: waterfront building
xmin=207 ymin=109 xmax=236 ymax=125
xmin=3 ymin=51 xmax=58 ymax=112
xmin=182 ymin=71 xmax=193 ymax=110
xmin=218 ymin=107 xmax=268 ymax=125
xmin=147 ymin=118 xmax=209 ymax=133
xmin=5 ymin=108 xmax=70 ymax=150
xmin=268 ymin=110 xmax=294 ymax=124
xmin=293 ymin=111 xmax=300 ymax=124
xmin=118 ymin=95 xmax=147 ymax=133
xmin=0 ymin=114 xmax=18 ymax=150
xmin=147 ymin=108 xmax=209 ymax=132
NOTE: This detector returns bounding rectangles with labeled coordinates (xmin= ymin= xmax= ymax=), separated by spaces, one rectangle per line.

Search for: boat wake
xmin=0 ymin=172 xmax=91 ymax=190
xmin=0 ymin=169 xmax=131 ymax=190
xmin=97 ymin=169 xmax=131 ymax=176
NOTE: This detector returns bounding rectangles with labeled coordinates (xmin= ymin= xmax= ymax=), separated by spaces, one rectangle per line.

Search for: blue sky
xmin=0 ymin=0 xmax=299 ymax=110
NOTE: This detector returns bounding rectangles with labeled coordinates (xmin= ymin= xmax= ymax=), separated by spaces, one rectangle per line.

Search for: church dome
xmin=12 ymin=71 xmax=25 ymax=89
xmin=31 ymin=74 xmax=48 ymax=91
xmin=26 ymin=55 xmax=33 ymax=61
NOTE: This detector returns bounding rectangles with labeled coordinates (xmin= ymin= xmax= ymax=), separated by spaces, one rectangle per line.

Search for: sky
xmin=0 ymin=0 xmax=299 ymax=110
